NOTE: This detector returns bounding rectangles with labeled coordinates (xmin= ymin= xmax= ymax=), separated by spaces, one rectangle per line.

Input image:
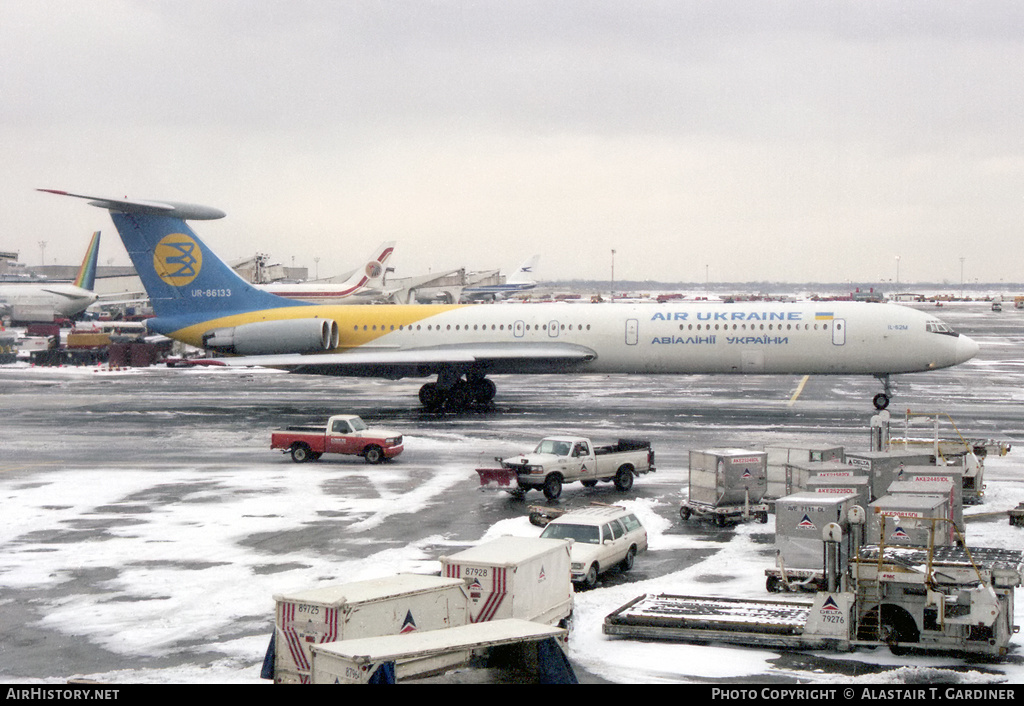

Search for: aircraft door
xmin=513 ymin=320 xmax=525 ymax=338
xmin=832 ymin=319 xmax=846 ymax=346
xmin=625 ymin=319 xmax=639 ymax=346
xmin=548 ymin=320 xmax=560 ymax=338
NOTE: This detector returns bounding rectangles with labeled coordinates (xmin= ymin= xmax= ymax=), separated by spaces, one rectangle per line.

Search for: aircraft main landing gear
xmin=419 ymin=372 xmax=496 ymax=411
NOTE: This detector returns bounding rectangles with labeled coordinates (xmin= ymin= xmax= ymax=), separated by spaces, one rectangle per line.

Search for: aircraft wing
xmin=207 ymin=341 xmax=598 ymax=378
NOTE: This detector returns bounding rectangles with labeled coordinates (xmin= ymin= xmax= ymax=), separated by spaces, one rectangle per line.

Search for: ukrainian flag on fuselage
xmin=815 ymin=312 xmax=834 ymax=321
xmin=110 ymin=211 xmax=304 ymax=332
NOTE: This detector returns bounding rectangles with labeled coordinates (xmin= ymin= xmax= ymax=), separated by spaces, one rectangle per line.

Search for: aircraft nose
xmin=955 ymin=334 xmax=980 ymax=364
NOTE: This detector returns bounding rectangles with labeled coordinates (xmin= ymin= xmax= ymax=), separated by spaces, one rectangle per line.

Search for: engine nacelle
xmin=203 ymin=318 xmax=339 ymax=355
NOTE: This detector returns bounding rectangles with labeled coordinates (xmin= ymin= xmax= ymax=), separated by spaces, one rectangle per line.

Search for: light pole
xmin=960 ymin=257 xmax=965 ymax=299
xmin=895 ymin=255 xmax=900 ymax=289
xmin=610 ymin=249 xmax=616 ymax=301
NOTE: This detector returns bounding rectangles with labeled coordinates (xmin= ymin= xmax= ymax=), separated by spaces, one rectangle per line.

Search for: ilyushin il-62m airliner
xmin=41 ymin=190 xmax=979 ymax=411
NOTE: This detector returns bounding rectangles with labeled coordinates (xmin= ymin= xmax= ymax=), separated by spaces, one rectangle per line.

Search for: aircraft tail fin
xmin=508 ymin=254 xmax=540 ymax=284
xmin=72 ymin=231 xmax=101 ymax=291
xmin=361 ymin=240 xmax=395 ymax=292
xmin=313 ymin=240 xmax=395 ymax=297
xmin=39 ymin=190 xmax=300 ymax=327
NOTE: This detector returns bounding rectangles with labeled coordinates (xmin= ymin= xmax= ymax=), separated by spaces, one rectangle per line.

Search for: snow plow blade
xmin=476 ymin=468 xmax=519 ymax=490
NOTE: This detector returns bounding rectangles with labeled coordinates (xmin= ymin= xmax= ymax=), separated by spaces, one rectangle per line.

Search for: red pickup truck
xmin=271 ymin=415 xmax=404 ymax=464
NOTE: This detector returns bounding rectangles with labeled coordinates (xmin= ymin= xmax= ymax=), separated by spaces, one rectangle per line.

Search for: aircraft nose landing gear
xmin=873 ymin=374 xmax=896 ymax=410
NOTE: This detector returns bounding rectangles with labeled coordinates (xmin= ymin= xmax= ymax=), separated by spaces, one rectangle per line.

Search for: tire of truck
xmin=715 ymin=513 xmax=727 ymax=527
xmin=290 ymin=443 xmax=313 ymax=463
xmin=363 ymin=445 xmax=385 ymax=464
xmin=543 ymin=474 xmax=563 ymax=501
xmin=613 ymin=465 xmax=634 ymax=491
xmin=679 ymin=506 xmax=692 ymax=521
xmin=620 ymin=546 xmax=636 ymax=571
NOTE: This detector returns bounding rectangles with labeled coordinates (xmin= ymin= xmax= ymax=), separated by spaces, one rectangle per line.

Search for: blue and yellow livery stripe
xmin=815 ymin=312 xmax=834 ymax=321
xmin=163 ymin=304 xmax=469 ymax=350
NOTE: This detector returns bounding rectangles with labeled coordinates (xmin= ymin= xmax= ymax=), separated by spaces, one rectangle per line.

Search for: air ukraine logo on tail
xmin=154 ymin=233 xmax=202 ymax=286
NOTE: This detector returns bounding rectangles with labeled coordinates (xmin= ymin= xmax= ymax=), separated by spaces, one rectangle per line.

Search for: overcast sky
xmin=3 ymin=1 xmax=1023 ymax=285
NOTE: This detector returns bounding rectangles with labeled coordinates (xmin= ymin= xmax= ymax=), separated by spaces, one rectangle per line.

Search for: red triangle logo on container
xmin=400 ymin=610 xmax=418 ymax=633
xmin=821 ymin=596 xmax=841 ymax=612
xmin=891 ymin=526 xmax=911 ymax=540
xmin=797 ymin=515 xmax=816 ymax=530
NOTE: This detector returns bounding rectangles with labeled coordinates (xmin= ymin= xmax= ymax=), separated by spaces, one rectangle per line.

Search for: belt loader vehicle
xmin=605 ymin=516 xmax=1022 ymax=658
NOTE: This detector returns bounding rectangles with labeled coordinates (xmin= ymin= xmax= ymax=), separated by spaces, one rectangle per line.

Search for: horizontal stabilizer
xmin=38 ymin=189 xmax=226 ymax=221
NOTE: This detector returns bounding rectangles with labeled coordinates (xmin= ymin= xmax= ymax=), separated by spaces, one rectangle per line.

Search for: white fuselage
xmin=0 ymin=282 xmax=98 ymax=319
xmin=291 ymin=299 xmax=976 ymax=377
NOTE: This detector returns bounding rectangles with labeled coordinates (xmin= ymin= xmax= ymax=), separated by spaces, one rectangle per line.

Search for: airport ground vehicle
xmin=271 ymin=414 xmax=404 ymax=464
xmin=604 ymin=520 xmax=1023 ymax=658
xmin=680 ymin=449 xmax=768 ymax=526
xmin=539 ymin=505 xmax=648 ymax=588
xmin=476 ymin=437 xmax=655 ymax=500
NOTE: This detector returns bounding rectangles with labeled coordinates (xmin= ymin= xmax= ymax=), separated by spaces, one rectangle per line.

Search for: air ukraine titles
xmin=649 ymin=310 xmax=802 ymax=346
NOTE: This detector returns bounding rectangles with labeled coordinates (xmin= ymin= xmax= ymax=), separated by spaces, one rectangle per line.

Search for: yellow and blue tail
xmin=40 ymin=190 xmax=304 ymax=333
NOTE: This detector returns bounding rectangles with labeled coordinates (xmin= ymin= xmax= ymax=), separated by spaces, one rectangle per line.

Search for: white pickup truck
xmin=477 ymin=437 xmax=655 ymax=500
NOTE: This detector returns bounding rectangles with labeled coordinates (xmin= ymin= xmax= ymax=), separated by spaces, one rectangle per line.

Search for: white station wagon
xmin=539 ymin=505 xmax=648 ymax=588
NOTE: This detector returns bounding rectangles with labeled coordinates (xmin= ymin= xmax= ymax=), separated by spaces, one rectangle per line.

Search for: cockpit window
xmin=926 ymin=320 xmax=958 ymax=336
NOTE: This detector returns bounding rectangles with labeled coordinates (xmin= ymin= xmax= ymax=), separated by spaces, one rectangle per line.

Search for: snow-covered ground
xmin=0 ymin=302 xmax=1022 ymax=684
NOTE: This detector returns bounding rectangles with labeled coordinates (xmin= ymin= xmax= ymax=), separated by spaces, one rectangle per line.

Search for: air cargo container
xmin=766 ymin=491 xmax=859 ymax=592
xmin=902 ymin=467 xmax=965 ymax=527
xmin=844 ymin=450 xmax=935 ymax=501
xmin=867 ymin=494 xmax=953 ymax=548
xmin=440 ymin=536 xmax=573 ymax=629
xmin=310 ymin=619 xmax=572 ymax=684
xmin=784 ymin=460 xmax=859 ymax=496
xmin=765 ymin=444 xmax=845 ymax=499
xmin=805 ymin=474 xmax=871 ymax=508
xmin=887 ymin=477 xmax=962 ymax=539
xmin=271 ymin=574 xmax=470 ymax=684
xmin=682 ymin=449 xmax=768 ymax=526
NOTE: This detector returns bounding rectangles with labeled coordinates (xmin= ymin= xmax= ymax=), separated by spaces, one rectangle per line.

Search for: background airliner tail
xmin=72 ymin=231 xmax=101 ymax=291
xmin=509 ymin=254 xmax=539 ymax=284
